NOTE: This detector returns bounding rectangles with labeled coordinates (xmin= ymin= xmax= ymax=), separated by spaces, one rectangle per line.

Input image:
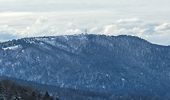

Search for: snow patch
xmin=2 ymin=45 xmax=21 ymax=50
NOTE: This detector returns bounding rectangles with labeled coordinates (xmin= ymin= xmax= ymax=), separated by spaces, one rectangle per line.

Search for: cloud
xmin=103 ymin=25 xmax=118 ymax=35
xmin=65 ymin=29 xmax=81 ymax=34
xmin=116 ymin=18 xmax=141 ymax=23
xmin=0 ymin=25 xmax=18 ymax=41
xmin=0 ymin=13 xmax=170 ymax=45
xmin=103 ymin=18 xmax=168 ymax=36
xmin=22 ymin=16 xmax=49 ymax=36
xmin=0 ymin=33 xmax=17 ymax=41
xmin=155 ymin=23 xmax=170 ymax=31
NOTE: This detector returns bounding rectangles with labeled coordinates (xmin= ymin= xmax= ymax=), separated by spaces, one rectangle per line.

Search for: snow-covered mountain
xmin=0 ymin=34 xmax=170 ymax=98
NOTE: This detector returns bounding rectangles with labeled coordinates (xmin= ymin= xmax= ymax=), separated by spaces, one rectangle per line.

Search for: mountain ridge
xmin=0 ymin=34 xmax=169 ymax=46
xmin=0 ymin=34 xmax=169 ymax=52
xmin=0 ymin=34 xmax=170 ymax=99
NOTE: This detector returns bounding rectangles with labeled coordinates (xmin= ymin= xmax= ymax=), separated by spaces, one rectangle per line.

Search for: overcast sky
xmin=0 ymin=0 xmax=170 ymax=45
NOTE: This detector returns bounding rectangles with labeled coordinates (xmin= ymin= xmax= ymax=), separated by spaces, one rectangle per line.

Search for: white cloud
xmin=103 ymin=25 xmax=118 ymax=35
xmin=21 ymin=16 xmax=49 ymax=36
xmin=0 ymin=12 xmax=170 ymax=45
xmin=155 ymin=23 xmax=170 ymax=31
xmin=65 ymin=29 xmax=81 ymax=34
xmin=0 ymin=25 xmax=18 ymax=41
xmin=116 ymin=18 xmax=141 ymax=23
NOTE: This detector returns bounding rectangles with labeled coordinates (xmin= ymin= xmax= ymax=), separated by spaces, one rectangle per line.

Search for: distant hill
xmin=0 ymin=34 xmax=170 ymax=99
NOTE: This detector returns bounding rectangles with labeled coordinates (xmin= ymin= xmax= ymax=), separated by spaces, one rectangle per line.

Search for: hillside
xmin=0 ymin=34 xmax=170 ymax=99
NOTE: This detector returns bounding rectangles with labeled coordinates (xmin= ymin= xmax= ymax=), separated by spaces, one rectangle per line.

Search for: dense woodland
xmin=0 ymin=80 xmax=59 ymax=100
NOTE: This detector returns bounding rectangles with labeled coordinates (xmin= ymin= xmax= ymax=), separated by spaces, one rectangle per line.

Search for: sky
xmin=0 ymin=0 xmax=170 ymax=45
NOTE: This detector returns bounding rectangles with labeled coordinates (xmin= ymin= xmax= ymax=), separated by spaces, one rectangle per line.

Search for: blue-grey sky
xmin=0 ymin=0 xmax=170 ymax=45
